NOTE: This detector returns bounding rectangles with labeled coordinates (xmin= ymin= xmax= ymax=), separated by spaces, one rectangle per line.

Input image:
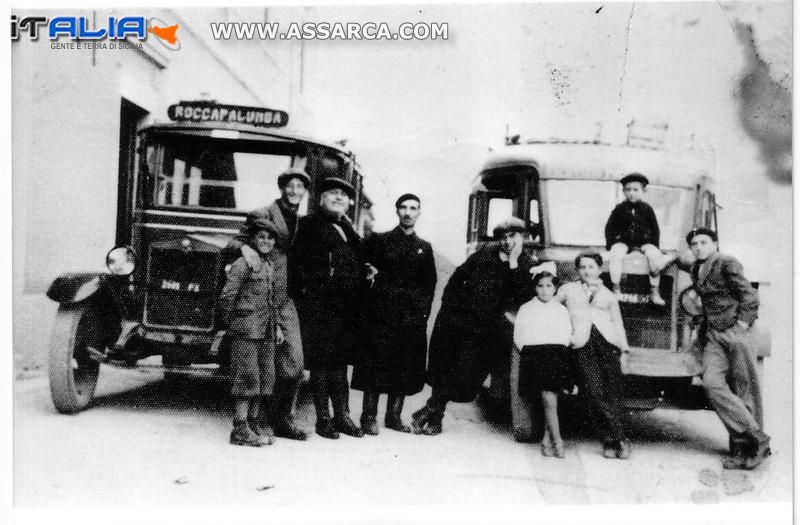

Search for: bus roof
xmin=481 ymin=142 xmax=712 ymax=189
xmin=138 ymin=121 xmax=354 ymax=157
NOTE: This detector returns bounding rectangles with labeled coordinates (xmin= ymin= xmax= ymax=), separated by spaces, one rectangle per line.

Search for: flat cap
xmin=319 ymin=177 xmax=355 ymax=199
xmin=247 ymin=218 xmax=281 ymax=238
xmin=395 ymin=193 xmax=420 ymax=208
xmin=277 ymin=168 xmax=311 ymax=188
xmin=492 ymin=217 xmax=526 ymax=237
xmin=685 ymin=227 xmax=718 ymax=244
xmin=620 ymin=172 xmax=649 ymax=186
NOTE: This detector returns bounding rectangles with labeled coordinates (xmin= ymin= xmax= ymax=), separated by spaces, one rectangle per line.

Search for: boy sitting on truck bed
xmin=604 ymin=173 xmax=675 ymax=306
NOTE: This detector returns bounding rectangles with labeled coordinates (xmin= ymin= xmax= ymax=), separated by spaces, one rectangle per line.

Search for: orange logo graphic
xmin=148 ymin=24 xmax=179 ymax=44
xmin=147 ymin=18 xmax=180 ymax=50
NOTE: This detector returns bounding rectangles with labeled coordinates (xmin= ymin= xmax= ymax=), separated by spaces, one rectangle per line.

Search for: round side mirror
xmin=106 ymin=246 xmax=137 ymax=276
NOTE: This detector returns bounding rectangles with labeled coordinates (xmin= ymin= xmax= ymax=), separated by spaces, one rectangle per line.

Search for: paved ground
xmin=14 ymin=354 xmax=791 ymax=509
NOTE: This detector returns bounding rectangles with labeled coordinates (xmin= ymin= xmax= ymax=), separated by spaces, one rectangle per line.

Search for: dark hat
xmin=492 ymin=217 xmax=526 ymax=237
xmin=247 ymin=218 xmax=280 ymax=238
xmin=395 ymin=193 xmax=420 ymax=209
xmin=620 ymin=172 xmax=649 ymax=186
xmin=277 ymin=168 xmax=311 ymax=188
xmin=319 ymin=177 xmax=355 ymax=199
xmin=685 ymin=227 xmax=718 ymax=244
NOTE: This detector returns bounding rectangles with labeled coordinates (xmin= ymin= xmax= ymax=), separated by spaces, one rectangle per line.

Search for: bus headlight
xmin=106 ymin=246 xmax=137 ymax=276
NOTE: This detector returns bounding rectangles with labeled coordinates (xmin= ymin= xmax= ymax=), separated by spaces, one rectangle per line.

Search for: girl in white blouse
xmin=513 ymin=272 xmax=574 ymax=458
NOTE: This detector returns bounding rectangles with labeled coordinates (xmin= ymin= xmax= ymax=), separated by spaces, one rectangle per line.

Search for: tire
xmin=48 ymin=303 xmax=103 ymax=413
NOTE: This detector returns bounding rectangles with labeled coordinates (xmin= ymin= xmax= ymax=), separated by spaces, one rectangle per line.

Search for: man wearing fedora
xmin=352 ymin=193 xmax=437 ymax=435
xmin=225 ymin=168 xmax=311 ymax=441
xmin=412 ymin=217 xmax=536 ymax=436
xmin=291 ymin=177 xmax=367 ymax=439
xmin=680 ymin=227 xmax=770 ymax=470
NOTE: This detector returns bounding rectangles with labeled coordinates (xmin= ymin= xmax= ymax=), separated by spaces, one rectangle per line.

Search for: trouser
xmin=609 ymin=242 xmax=668 ymax=286
xmin=264 ymin=320 xmax=304 ymax=424
xmin=702 ymin=326 xmax=764 ymax=438
xmin=510 ymin=345 xmax=534 ymax=435
xmin=310 ymin=366 xmax=351 ymax=421
xmin=575 ymin=327 xmax=627 ymax=443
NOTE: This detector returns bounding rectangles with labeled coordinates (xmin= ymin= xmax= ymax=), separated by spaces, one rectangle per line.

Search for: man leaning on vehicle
xmin=679 ymin=227 xmax=770 ymax=470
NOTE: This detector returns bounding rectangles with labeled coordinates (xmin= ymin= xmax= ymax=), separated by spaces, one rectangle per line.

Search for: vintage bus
xmin=467 ymin=137 xmax=770 ymax=430
xmin=46 ymin=101 xmax=372 ymax=413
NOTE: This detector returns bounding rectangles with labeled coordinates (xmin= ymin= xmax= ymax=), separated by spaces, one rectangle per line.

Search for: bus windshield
xmin=142 ymin=137 xmax=350 ymax=213
xmin=543 ymin=179 xmax=687 ymax=250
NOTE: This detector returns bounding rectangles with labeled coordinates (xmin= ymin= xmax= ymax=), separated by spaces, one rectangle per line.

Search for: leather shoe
xmin=248 ymin=418 xmax=276 ymax=445
xmin=273 ymin=420 xmax=309 ymax=441
xmin=385 ymin=417 xmax=411 ymax=433
xmin=602 ymin=442 xmax=617 ymax=459
xmin=411 ymin=406 xmax=431 ymax=434
xmin=315 ymin=418 xmax=340 ymax=440
xmin=360 ymin=416 xmax=379 ymax=436
xmin=231 ymin=420 xmax=271 ymax=447
xmin=616 ymin=439 xmax=632 ymax=460
xmin=420 ymin=419 xmax=442 ymax=436
xmin=333 ymin=415 xmax=364 ymax=437
xmin=742 ymin=447 xmax=771 ymax=470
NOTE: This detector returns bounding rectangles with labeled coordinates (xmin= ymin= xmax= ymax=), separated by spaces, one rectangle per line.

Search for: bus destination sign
xmin=167 ymin=101 xmax=289 ymax=128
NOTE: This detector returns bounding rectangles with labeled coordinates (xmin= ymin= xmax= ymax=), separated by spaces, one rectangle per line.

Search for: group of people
xmin=218 ymin=167 xmax=770 ymax=472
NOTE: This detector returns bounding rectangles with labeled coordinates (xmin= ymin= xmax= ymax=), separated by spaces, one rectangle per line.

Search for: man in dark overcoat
xmin=352 ymin=194 xmax=437 ymax=434
xmin=679 ymin=228 xmax=770 ymax=470
xmin=411 ymin=217 xmax=536 ymax=435
xmin=224 ymin=168 xmax=311 ymax=441
xmin=291 ymin=177 xmax=366 ymax=439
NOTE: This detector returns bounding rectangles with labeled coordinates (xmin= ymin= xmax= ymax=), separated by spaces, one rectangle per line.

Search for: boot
xmin=360 ymin=392 xmax=380 ymax=436
xmin=248 ymin=417 xmax=275 ymax=445
xmin=411 ymin=405 xmax=432 ymax=434
xmin=315 ymin=417 xmax=340 ymax=440
xmin=230 ymin=419 xmax=270 ymax=447
xmin=330 ymin=368 xmax=363 ymax=438
xmin=385 ymin=394 xmax=411 ymax=433
xmin=722 ymin=433 xmax=748 ymax=470
xmin=272 ymin=380 xmax=309 ymax=441
xmin=311 ymin=370 xmax=336 ymax=439
xmin=650 ymin=286 xmax=666 ymax=306
xmin=412 ymin=396 xmax=446 ymax=435
xmin=741 ymin=430 xmax=771 ymax=470
xmin=273 ymin=419 xmax=309 ymax=441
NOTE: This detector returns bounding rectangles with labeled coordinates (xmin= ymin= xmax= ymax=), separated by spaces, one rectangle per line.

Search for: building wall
xmin=12 ymin=7 xmax=309 ymax=372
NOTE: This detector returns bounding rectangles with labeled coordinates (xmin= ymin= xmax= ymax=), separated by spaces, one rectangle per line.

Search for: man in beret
xmin=224 ymin=168 xmax=310 ymax=441
xmin=291 ymin=177 xmax=366 ymax=439
xmin=605 ymin=172 xmax=675 ymax=305
xmin=412 ymin=217 xmax=536 ymax=435
xmin=679 ymin=228 xmax=770 ymax=470
xmin=352 ymin=194 xmax=437 ymax=435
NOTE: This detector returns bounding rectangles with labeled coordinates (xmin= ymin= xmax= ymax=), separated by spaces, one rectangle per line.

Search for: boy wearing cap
xmin=352 ymin=194 xmax=437 ymax=435
xmin=412 ymin=217 xmax=536 ymax=436
xmin=605 ymin=173 xmax=675 ymax=305
xmin=679 ymin=228 xmax=770 ymax=470
xmin=291 ymin=177 xmax=366 ymax=439
xmin=219 ymin=219 xmax=288 ymax=447
xmin=224 ymin=168 xmax=310 ymax=441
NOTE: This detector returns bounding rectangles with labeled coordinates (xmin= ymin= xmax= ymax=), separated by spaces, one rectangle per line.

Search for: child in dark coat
xmin=604 ymin=173 xmax=676 ymax=305
xmin=219 ymin=219 xmax=288 ymax=447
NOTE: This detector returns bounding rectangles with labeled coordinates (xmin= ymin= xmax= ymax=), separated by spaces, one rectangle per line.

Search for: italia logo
xmin=11 ymin=14 xmax=181 ymax=51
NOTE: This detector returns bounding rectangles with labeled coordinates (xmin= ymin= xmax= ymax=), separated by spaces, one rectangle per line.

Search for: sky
xmin=293 ymin=2 xmax=791 ymax=281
